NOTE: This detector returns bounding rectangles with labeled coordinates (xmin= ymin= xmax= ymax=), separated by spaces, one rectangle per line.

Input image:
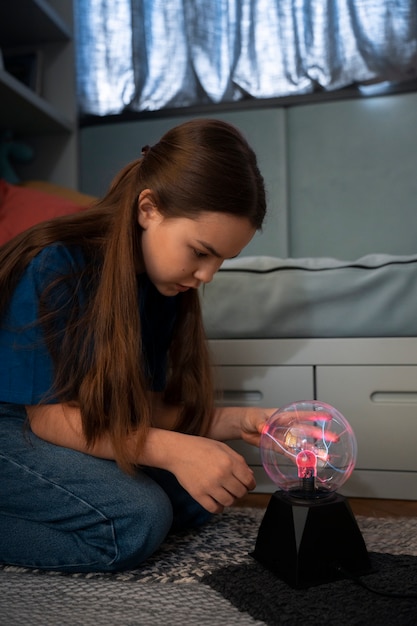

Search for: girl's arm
xmin=25 ymin=402 xmax=256 ymax=513
xmin=150 ymin=396 xmax=275 ymax=449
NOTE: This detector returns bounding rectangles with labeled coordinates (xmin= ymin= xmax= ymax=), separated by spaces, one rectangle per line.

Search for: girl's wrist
xmin=137 ymin=427 xmax=186 ymax=470
xmin=208 ymin=406 xmax=245 ymax=441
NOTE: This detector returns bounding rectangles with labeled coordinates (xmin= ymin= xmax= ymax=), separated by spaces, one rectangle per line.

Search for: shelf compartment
xmin=0 ymin=69 xmax=73 ymax=134
xmin=0 ymin=0 xmax=71 ymax=47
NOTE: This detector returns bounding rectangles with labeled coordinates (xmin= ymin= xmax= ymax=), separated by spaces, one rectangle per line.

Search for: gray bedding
xmin=201 ymin=254 xmax=417 ymax=338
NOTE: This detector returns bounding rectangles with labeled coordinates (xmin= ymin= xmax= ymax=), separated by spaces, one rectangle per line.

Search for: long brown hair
xmin=0 ymin=118 xmax=266 ymax=472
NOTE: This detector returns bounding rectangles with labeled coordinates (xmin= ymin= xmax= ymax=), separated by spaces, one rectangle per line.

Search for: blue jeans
xmin=0 ymin=403 xmax=211 ymax=572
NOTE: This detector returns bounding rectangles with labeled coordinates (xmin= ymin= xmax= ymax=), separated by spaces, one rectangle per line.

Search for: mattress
xmin=201 ymin=254 xmax=417 ymax=339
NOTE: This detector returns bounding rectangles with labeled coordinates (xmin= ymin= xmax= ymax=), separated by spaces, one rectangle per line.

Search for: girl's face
xmin=138 ymin=189 xmax=256 ymax=296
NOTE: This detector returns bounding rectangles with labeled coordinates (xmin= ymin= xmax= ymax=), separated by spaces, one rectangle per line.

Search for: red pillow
xmin=0 ymin=179 xmax=87 ymax=246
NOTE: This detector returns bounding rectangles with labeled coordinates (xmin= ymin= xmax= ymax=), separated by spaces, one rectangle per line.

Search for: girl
xmin=0 ymin=118 xmax=274 ymax=573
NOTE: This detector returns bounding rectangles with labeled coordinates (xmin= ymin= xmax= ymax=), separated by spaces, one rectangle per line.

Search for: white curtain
xmin=74 ymin=0 xmax=417 ymax=116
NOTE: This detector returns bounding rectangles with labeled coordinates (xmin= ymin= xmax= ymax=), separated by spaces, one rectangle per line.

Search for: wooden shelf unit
xmin=0 ymin=0 xmax=78 ymax=186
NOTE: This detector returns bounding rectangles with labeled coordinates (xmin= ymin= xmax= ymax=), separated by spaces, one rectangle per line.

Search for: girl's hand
xmin=165 ymin=434 xmax=256 ymax=514
xmin=239 ymin=407 xmax=339 ymax=452
xmin=208 ymin=406 xmax=277 ymax=443
xmin=239 ymin=407 xmax=278 ymax=447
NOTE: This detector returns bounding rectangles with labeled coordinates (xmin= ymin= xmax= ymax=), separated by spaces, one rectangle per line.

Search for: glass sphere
xmin=260 ymin=400 xmax=357 ymax=499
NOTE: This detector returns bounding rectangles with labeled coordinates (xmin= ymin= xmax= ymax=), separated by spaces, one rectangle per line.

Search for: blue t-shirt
xmin=0 ymin=243 xmax=179 ymax=404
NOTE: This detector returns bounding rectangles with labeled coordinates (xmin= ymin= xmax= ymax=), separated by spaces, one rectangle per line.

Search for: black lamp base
xmin=252 ymin=490 xmax=372 ymax=588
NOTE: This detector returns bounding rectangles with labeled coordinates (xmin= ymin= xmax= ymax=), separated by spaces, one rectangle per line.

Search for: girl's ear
xmin=137 ymin=189 xmax=160 ymax=228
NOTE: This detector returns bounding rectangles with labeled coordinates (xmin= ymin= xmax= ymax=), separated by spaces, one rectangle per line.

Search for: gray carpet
xmin=1 ymin=507 xmax=417 ymax=625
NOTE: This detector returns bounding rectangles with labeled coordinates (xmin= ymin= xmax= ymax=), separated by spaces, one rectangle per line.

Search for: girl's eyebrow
xmin=196 ymin=240 xmax=240 ymax=260
xmin=196 ymin=240 xmax=222 ymax=258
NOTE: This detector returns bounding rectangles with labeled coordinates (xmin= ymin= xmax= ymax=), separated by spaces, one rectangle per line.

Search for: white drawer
xmin=214 ymin=365 xmax=314 ymax=465
xmin=316 ymin=365 xmax=417 ymax=472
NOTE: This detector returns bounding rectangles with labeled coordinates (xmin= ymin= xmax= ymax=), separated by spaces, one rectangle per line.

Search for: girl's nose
xmin=193 ymin=260 xmax=222 ymax=284
xmin=193 ymin=267 xmax=215 ymax=284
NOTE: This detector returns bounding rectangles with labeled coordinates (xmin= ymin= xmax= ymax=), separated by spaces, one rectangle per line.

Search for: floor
xmin=235 ymin=493 xmax=417 ymax=517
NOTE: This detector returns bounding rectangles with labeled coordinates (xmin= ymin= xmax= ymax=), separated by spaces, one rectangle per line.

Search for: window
xmin=74 ymin=0 xmax=417 ymax=120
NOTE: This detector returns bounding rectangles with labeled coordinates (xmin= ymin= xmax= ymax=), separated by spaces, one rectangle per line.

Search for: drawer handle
xmin=218 ymin=390 xmax=263 ymax=405
xmin=371 ymin=392 xmax=417 ymax=404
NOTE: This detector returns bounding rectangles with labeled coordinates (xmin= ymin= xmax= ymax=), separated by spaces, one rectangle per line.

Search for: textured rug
xmin=1 ymin=507 xmax=417 ymax=625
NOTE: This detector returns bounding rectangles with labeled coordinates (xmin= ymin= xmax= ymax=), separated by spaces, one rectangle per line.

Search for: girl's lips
xmin=175 ymin=284 xmax=190 ymax=292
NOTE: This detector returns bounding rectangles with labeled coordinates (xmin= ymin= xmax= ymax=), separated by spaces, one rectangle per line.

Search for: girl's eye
xmin=193 ymin=249 xmax=207 ymax=258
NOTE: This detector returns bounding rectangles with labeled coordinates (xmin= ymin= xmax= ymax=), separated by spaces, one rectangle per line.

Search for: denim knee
xmin=0 ymin=466 xmax=174 ymax=573
xmin=0 ymin=411 xmax=175 ymax=573
xmin=110 ymin=485 xmax=174 ymax=572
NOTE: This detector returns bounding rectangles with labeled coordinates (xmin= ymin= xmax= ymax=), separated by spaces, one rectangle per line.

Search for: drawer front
xmin=214 ymin=365 xmax=314 ymax=465
xmin=316 ymin=366 xmax=417 ymax=472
